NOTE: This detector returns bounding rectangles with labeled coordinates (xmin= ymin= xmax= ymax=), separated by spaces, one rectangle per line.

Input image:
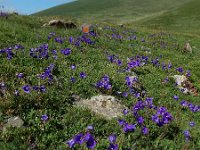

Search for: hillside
xmin=0 ymin=14 xmax=200 ymax=149
xmin=33 ymin=0 xmax=200 ymax=35
xmin=34 ymin=0 xmax=190 ymax=21
xmin=135 ymin=0 xmax=200 ymax=35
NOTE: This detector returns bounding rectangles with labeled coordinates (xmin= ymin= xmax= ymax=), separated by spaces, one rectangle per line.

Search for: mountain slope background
xmin=33 ymin=0 xmax=200 ymax=35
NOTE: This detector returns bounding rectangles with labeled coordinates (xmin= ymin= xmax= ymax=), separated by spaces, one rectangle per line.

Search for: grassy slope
xmin=33 ymin=0 xmax=190 ymax=20
xmin=1 ymin=15 xmax=200 ymax=149
xmin=135 ymin=0 xmax=200 ymax=35
xmin=33 ymin=0 xmax=200 ymax=36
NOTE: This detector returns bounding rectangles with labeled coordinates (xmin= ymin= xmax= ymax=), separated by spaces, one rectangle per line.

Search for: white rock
xmin=74 ymin=95 xmax=127 ymax=119
xmin=3 ymin=116 xmax=24 ymax=131
xmin=173 ymin=75 xmax=187 ymax=86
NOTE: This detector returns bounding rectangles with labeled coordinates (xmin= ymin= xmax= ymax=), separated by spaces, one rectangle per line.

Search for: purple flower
xmin=123 ymin=109 xmax=129 ymax=115
xmin=186 ymin=70 xmax=191 ymax=77
xmin=118 ymin=119 xmax=125 ymax=126
xmin=32 ymin=85 xmax=39 ymax=91
xmin=22 ymin=85 xmax=31 ymax=93
xmin=123 ymin=123 xmax=136 ymax=133
xmin=176 ymin=67 xmax=183 ymax=73
xmin=52 ymin=50 xmax=57 ymax=55
xmin=0 ymin=82 xmax=6 ymax=89
xmin=70 ymin=77 xmax=76 ymax=82
xmin=61 ymin=48 xmax=71 ymax=56
xmin=71 ymin=64 xmax=76 ymax=70
xmin=117 ymin=59 xmax=122 ymax=66
xmin=180 ymin=100 xmax=188 ymax=107
xmin=189 ymin=121 xmax=195 ymax=127
xmin=66 ymin=133 xmax=84 ymax=148
xmin=86 ymin=125 xmax=94 ymax=131
xmin=16 ymin=73 xmax=24 ymax=78
xmin=168 ymin=62 xmax=172 ymax=69
xmin=96 ymin=75 xmax=112 ymax=90
xmin=125 ymin=76 xmax=138 ymax=87
xmin=137 ymin=116 xmax=144 ymax=125
xmin=80 ymin=72 xmax=87 ymax=78
xmin=122 ymin=92 xmax=128 ymax=97
xmin=107 ymin=143 xmax=118 ymax=150
xmin=145 ymin=97 xmax=154 ymax=109
xmin=152 ymin=107 xmax=173 ymax=126
xmin=40 ymin=85 xmax=46 ymax=93
xmin=69 ymin=36 xmax=74 ymax=43
xmin=108 ymin=134 xmax=117 ymax=143
xmin=183 ymin=130 xmax=191 ymax=141
xmin=84 ymin=132 xmax=97 ymax=149
xmin=41 ymin=114 xmax=48 ymax=121
xmin=173 ymin=95 xmax=179 ymax=100
xmin=164 ymin=77 xmax=169 ymax=83
xmin=142 ymin=126 xmax=149 ymax=135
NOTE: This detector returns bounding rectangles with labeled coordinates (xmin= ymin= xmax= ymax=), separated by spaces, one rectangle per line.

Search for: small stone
xmin=183 ymin=42 xmax=192 ymax=53
xmin=173 ymin=75 xmax=187 ymax=86
xmin=5 ymin=116 xmax=24 ymax=128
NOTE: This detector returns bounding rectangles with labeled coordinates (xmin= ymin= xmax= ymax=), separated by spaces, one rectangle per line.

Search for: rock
xmin=118 ymin=24 xmax=124 ymax=28
xmin=173 ymin=75 xmax=198 ymax=95
xmin=173 ymin=75 xmax=187 ymax=86
xmin=183 ymin=42 xmax=192 ymax=53
xmin=45 ymin=20 xmax=77 ymax=29
xmin=48 ymin=20 xmax=65 ymax=28
xmin=42 ymin=23 xmax=48 ymax=27
xmin=4 ymin=116 xmax=24 ymax=128
xmin=74 ymin=95 xmax=128 ymax=119
xmin=65 ymin=22 xmax=76 ymax=29
xmin=81 ymin=24 xmax=94 ymax=33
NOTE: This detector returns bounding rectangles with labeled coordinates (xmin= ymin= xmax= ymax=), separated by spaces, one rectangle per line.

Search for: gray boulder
xmin=48 ymin=20 xmax=65 ymax=28
xmin=4 ymin=116 xmax=24 ymax=128
xmin=74 ymin=95 xmax=128 ymax=120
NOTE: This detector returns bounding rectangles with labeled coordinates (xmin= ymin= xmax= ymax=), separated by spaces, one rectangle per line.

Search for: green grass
xmin=0 ymin=14 xmax=200 ymax=149
xmin=135 ymin=0 xmax=200 ymax=36
xmin=33 ymin=0 xmax=190 ymax=21
xmin=33 ymin=0 xmax=200 ymax=36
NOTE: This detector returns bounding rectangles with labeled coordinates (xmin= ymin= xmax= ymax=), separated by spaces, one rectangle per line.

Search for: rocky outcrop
xmin=74 ymin=95 xmax=128 ymax=119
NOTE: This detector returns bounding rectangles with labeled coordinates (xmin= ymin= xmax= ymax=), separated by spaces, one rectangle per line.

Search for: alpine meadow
xmin=0 ymin=0 xmax=200 ymax=149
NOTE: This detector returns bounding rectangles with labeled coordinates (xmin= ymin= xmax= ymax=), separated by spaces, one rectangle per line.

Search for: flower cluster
xmin=107 ymin=134 xmax=118 ymax=150
xmin=69 ymin=35 xmax=95 ymax=46
xmin=30 ymin=44 xmax=49 ymax=59
xmin=180 ymin=100 xmax=200 ymax=112
xmin=38 ymin=64 xmax=54 ymax=83
xmin=152 ymin=107 xmax=173 ymax=127
xmin=107 ymin=54 xmax=122 ymax=66
xmin=127 ymin=58 xmax=140 ymax=69
xmin=22 ymin=85 xmax=46 ymax=93
xmin=0 ymin=44 xmax=24 ymax=60
xmin=125 ymin=76 xmax=138 ymax=87
xmin=67 ymin=125 xmax=96 ymax=149
xmin=60 ymin=48 xmax=71 ymax=56
xmin=96 ymin=75 xmax=112 ymax=90
xmin=118 ymin=119 xmax=136 ymax=133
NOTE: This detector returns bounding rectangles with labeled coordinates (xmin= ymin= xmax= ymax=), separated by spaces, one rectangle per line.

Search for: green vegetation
xmin=1 ymin=0 xmax=200 ymax=148
xmin=34 ymin=0 xmax=190 ymax=20
xmin=136 ymin=0 xmax=200 ymax=35
xmin=0 ymin=13 xmax=200 ymax=149
xmin=34 ymin=0 xmax=200 ymax=36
